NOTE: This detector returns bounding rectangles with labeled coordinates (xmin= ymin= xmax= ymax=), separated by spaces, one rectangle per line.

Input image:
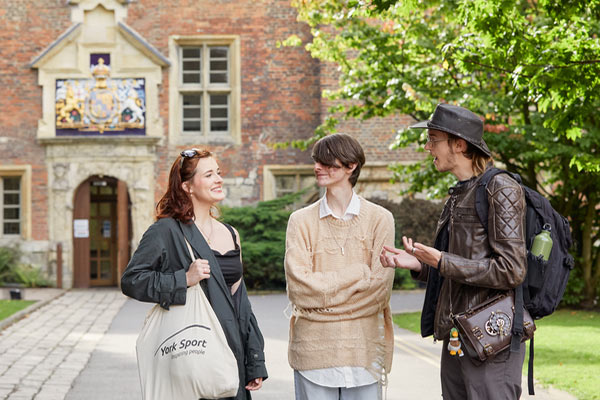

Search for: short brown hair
xmin=311 ymin=133 xmax=365 ymax=186
xmin=448 ymin=135 xmax=493 ymax=176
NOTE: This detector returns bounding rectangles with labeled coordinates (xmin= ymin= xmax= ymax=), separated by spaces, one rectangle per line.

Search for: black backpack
xmin=474 ymin=167 xmax=575 ymax=395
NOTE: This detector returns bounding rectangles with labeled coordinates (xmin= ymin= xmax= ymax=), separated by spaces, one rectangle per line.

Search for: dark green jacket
xmin=121 ymin=217 xmax=268 ymax=400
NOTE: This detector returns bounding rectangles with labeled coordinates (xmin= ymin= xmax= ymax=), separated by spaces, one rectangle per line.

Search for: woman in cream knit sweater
xmin=284 ymin=133 xmax=395 ymax=400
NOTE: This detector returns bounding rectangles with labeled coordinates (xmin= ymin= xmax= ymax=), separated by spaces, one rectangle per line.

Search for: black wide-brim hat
xmin=410 ymin=103 xmax=491 ymax=156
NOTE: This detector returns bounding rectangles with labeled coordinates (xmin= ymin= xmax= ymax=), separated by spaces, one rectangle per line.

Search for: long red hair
xmin=155 ymin=149 xmax=213 ymax=222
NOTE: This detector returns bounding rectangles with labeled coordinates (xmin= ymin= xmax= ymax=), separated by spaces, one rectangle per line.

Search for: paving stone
xmin=37 ymin=383 xmax=70 ymax=394
xmin=7 ymin=395 xmax=36 ymax=400
xmin=17 ymin=378 xmax=44 ymax=389
xmin=10 ymin=386 xmax=39 ymax=396
xmin=0 ymin=375 xmax=24 ymax=385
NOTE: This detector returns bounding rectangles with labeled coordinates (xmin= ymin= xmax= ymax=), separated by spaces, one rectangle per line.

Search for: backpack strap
xmin=511 ymin=285 xmax=525 ymax=353
xmin=474 ymin=167 xmax=522 ymax=234
xmin=512 ymin=286 xmax=533 ymax=396
xmin=474 ymin=167 xmax=500 ymax=233
xmin=528 ymin=337 xmax=535 ymax=395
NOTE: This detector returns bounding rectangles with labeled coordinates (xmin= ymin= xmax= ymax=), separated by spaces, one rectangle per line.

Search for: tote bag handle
xmin=184 ymin=237 xmax=204 ymax=290
xmin=184 ymin=237 xmax=196 ymax=262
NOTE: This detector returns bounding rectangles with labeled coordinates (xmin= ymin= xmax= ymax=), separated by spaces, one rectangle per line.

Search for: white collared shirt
xmin=319 ymin=190 xmax=361 ymax=221
xmin=299 ymin=190 xmax=377 ymax=388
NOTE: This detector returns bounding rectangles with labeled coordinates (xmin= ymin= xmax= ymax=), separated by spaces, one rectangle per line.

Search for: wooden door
xmin=73 ymin=180 xmax=90 ymax=288
xmin=116 ymin=180 xmax=130 ymax=288
xmin=73 ymin=176 xmax=130 ymax=288
xmin=89 ymin=179 xmax=118 ymax=286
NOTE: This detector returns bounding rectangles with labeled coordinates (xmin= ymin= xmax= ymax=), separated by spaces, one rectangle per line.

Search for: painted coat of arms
xmin=55 ymin=58 xmax=146 ymax=134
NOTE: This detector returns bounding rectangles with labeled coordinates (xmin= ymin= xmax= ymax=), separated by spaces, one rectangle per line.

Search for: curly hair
xmin=155 ymin=149 xmax=213 ymax=222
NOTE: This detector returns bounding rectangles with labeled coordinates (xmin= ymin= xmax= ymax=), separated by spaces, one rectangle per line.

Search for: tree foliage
xmin=288 ymin=0 xmax=600 ymax=305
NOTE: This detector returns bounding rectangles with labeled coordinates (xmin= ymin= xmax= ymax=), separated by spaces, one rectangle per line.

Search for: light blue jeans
xmin=294 ymin=370 xmax=381 ymax=400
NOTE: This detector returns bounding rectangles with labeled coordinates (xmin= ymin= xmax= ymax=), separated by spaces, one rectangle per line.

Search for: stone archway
xmin=46 ymin=140 xmax=158 ymax=288
xmin=72 ymin=175 xmax=131 ymax=288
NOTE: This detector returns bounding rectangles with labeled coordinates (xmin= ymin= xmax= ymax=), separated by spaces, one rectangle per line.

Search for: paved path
xmin=0 ymin=289 xmax=577 ymax=400
xmin=0 ymin=289 xmax=125 ymax=400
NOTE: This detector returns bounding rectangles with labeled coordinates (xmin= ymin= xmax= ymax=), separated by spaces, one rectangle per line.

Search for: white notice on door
xmin=74 ymin=219 xmax=89 ymax=238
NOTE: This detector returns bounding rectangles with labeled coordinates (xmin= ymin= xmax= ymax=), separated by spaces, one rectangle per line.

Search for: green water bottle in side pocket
xmin=531 ymin=223 xmax=553 ymax=261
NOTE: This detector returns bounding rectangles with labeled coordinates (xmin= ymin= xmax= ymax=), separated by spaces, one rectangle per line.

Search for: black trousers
xmin=440 ymin=339 xmax=526 ymax=400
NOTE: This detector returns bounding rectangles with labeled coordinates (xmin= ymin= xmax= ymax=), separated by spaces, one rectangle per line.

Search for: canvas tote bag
xmin=135 ymin=238 xmax=239 ymax=400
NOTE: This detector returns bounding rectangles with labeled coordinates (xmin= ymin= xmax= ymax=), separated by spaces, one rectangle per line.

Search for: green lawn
xmin=0 ymin=299 xmax=36 ymax=321
xmin=393 ymin=309 xmax=600 ymax=400
xmin=393 ymin=311 xmax=421 ymax=334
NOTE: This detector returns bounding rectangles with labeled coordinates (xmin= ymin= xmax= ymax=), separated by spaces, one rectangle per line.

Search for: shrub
xmin=561 ymin=265 xmax=586 ymax=307
xmin=13 ymin=264 xmax=51 ymax=288
xmin=0 ymin=245 xmax=51 ymax=288
xmin=393 ymin=268 xmax=418 ymax=290
xmin=220 ymin=193 xmax=301 ymax=290
xmin=368 ymin=197 xmax=444 ymax=289
xmin=0 ymin=246 xmax=21 ymax=285
xmin=368 ymin=197 xmax=443 ymax=247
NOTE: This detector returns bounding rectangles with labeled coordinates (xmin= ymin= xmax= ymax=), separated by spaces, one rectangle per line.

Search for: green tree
xmin=286 ymin=0 xmax=600 ymax=306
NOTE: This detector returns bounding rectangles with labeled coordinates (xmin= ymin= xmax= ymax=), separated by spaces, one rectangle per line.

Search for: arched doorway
xmin=73 ymin=176 xmax=131 ymax=288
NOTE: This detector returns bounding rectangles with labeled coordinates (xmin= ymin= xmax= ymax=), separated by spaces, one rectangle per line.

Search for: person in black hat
xmin=380 ymin=103 xmax=529 ymax=399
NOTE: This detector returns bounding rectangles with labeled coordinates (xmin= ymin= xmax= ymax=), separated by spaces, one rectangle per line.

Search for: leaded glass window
xmin=1 ymin=176 xmax=21 ymax=235
xmin=180 ymin=44 xmax=231 ymax=136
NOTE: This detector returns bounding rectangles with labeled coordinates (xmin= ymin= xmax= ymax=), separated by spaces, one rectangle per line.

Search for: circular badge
xmin=485 ymin=311 xmax=512 ymax=336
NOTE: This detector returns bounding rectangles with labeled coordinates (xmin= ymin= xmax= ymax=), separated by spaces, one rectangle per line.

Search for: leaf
xmin=566 ymin=127 xmax=583 ymax=141
xmin=278 ymin=34 xmax=303 ymax=48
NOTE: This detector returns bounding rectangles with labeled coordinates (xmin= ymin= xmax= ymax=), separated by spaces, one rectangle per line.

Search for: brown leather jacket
xmin=415 ymin=171 xmax=527 ymax=340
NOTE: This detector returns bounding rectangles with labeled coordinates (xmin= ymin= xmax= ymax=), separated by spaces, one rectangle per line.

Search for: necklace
xmin=325 ymin=217 xmax=352 ymax=255
xmin=196 ymin=219 xmax=214 ymax=245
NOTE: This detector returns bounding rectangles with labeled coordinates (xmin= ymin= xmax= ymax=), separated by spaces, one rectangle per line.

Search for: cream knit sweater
xmin=284 ymin=197 xmax=395 ymax=378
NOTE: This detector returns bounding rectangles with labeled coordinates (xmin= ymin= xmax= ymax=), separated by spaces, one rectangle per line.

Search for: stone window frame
xmin=169 ymin=35 xmax=241 ymax=145
xmin=0 ymin=166 xmax=31 ymax=240
xmin=263 ymin=165 xmax=322 ymax=205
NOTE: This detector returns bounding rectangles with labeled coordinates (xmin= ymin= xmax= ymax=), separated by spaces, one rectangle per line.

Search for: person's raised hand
xmin=402 ymin=235 xmax=442 ymax=269
xmin=380 ymin=242 xmax=422 ymax=272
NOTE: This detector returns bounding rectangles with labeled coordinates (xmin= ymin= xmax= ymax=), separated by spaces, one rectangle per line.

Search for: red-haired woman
xmin=121 ymin=149 xmax=267 ymax=399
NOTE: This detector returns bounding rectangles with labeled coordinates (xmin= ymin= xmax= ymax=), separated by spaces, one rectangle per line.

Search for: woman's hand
xmin=185 ymin=259 xmax=211 ymax=287
xmin=245 ymin=377 xmax=263 ymax=391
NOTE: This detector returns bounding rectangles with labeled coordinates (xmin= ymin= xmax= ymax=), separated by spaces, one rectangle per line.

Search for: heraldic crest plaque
xmin=55 ymin=54 xmax=146 ymax=135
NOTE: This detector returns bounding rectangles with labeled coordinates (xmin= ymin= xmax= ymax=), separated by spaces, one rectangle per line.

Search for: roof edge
xmin=117 ymin=22 xmax=170 ymax=67
xmin=30 ymin=23 xmax=82 ymax=69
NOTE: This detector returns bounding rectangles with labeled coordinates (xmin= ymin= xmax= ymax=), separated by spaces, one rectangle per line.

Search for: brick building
xmin=0 ymin=0 xmax=417 ymax=288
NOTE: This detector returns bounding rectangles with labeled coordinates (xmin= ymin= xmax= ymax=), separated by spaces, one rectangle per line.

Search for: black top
xmin=213 ymin=223 xmax=243 ymax=288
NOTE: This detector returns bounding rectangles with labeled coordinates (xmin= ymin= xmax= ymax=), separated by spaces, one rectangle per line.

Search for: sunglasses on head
xmin=180 ymin=148 xmax=201 ymax=168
